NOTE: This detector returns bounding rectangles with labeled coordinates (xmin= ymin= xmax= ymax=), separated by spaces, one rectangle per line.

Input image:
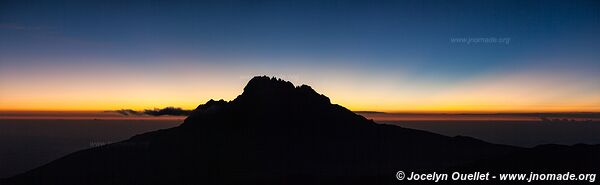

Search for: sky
xmin=1 ymin=0 xmax=599 ymax=112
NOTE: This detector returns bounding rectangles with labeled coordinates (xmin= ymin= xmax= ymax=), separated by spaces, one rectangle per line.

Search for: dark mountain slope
xmin=4 ymin=76 xmax=599 ymax=185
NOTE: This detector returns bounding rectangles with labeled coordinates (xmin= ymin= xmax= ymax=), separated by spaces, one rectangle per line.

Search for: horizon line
xmin=2 ymin=109 xmax=599 ymax=114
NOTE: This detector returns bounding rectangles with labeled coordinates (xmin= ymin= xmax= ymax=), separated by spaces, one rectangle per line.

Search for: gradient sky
xmin=1 ymin=0 xmax=599 ymax=112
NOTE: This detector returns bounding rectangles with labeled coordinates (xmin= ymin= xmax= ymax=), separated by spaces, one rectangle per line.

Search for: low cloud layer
xmin=111 ymin=107 xmax=192 ymax=116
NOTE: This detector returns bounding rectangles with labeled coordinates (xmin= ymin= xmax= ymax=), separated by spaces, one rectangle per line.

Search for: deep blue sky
xmin=1 ymin=0 xmax=599 ymax=111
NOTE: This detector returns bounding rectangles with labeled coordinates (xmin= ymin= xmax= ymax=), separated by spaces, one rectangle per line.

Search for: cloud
xmin=143 ymin=107 xmax=192 ymax=116
xmin=109 ymin=107 xmax=192 ymax=116
xmin=112 ymin=109 xmax=144 ymax=116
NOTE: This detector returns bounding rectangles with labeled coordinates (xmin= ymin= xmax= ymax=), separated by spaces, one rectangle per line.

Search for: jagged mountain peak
xmin=184 ymin=76 xmax=334 ymax=125
xmin=242 ymin=76 xmax=296 ymax=93
xmin=235 ymin=75 xmax=330 ymax=106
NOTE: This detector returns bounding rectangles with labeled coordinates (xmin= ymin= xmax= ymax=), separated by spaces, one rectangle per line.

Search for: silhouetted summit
xmin=6 ymin=76 xmax=600 ymax=185
xmin=235 ymin=76 xmax=331 ymax=110
xmin=241 ymin=76 xmax=328 ymax=102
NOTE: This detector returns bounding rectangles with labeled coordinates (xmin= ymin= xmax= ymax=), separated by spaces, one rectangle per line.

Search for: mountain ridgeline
xmin=5 ymin=76 xmax=600 ymax=185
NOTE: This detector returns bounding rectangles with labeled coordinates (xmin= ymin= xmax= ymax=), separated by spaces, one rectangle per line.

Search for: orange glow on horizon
xmin=1 ymin=60 xmax=599 ymax=113
xmin=1 ymin=100 xmax=598 ymax=113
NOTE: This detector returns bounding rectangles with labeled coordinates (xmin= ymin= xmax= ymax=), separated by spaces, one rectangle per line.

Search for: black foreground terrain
xmin=4 ymin=76 xmax=600 ymax=185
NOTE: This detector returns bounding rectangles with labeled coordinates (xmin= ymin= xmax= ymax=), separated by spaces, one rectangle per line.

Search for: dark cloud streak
xmin=109 ymin=107 xmax=192 ymax=116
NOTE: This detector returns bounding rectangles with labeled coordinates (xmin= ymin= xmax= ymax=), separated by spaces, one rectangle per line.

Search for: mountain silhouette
xmin=4 ymin=76 xmax=600 ymax=185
